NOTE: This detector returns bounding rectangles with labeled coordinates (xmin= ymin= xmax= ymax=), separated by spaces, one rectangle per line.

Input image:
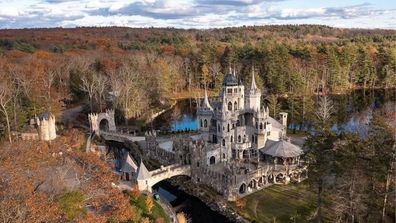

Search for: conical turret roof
xmin=120 ymin=153 xmax=138 ymax=173
xmin=137 ymin=161 xmax=151 ymax=180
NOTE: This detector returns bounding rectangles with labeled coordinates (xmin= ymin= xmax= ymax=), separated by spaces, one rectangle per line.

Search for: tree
xmin=94 ymin=74 xmax=108 ymax=112
xmin=304 ymin=130 xmax=337 ymax=222
xmin=145 ymin=196 xmax=154 ymax=214
xmin=315 ymin=96 xmax=334 ymax=129
xmin=79 ymin=72 xmax=97 ymax=113
xmin=268 ymin=94 xmax=280 ymax=117
xmin=176 ymin=212 xmax=187 ymax=223
xmin=110 ymin=65 xmax=147 ymax=125
xmin=0 ymin=82 xmax=12 ymax=143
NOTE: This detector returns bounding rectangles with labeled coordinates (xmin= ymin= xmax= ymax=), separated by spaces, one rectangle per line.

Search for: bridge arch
xmin=137 ymin=164 xmax=191 ymax=192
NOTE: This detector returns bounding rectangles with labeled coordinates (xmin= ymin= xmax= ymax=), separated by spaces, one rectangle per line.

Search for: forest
xmin=0 ymin=25 xmax=395 ymax=138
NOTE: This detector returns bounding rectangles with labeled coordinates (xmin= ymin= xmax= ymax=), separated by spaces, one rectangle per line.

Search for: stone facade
xmin=88 ymin=109 xmax=116 ymax=135
xmin=143 ymin=69 xmax=307 ymax=201
xmin=36 ymin=113 xmax=57 ymax=141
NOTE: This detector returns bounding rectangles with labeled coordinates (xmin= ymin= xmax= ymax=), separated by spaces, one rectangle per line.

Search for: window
xmin=227 ymin=124 xmax=230 ymax=132
xmin=223 ymin=153 xmax=226 ymax=159
xmin=234 ymin=101 xmax=238 ymax=110
xmin=227 ymin=88 xmax=232 ymax=94
xmin=200 ymin=119 xmax=203 ymax=127
xmin=237 ymin=120 xmax=240 ymax=126
xmin=222 ymin=139 xmax=225 ymax=146
xmin=238 ymin=135 xmax=241 ymax=143
xmin=255 ymin=122 xmax=258 ymax=129
xmin=260 ymin=123 xmax=263 ymax=130
xmin=267 ymin=131 xmax=271 ymax=136
xmin=217 ymin=124 xmax=220 ymax=132
xmin=243 ymin=135 xmax=246 ymax=143
xmin=197 ymin=161 xmax=200 ymax=167
xmin=251 ymin=135 xmax=254 ymax=143
xmin=204 ymin=119 xmax=207 ymax=128
xmin=231 ymin=136 xmax=233 ymax=142
xmin=234 ymin=88 xmax=238 ymax=93
xmin=228 ymin=102 xmax=232 ymax=111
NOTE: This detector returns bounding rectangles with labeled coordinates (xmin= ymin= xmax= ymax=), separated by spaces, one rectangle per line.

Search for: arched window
xmin=227 ymin=124 xmax=230 ymax=132
xmin=231 ymin=136 xmax=233 ymax=142
xmin=237 ymin=120 xmax=240 ymax=126
xmin=223 ymin=153 xmax=226 ymax=159
xmin=238 ymin=135 xmax=241 ymax=143
xmin=200 ymin=119 xmax=203 ymax=127
xmin=251 ymin=135 xmax=254 ymax=143
xmin=222 ymin=139 xmax=225 ymax=146
xmin=197 ymin=161 xmax=200 ymax=167
xmin=209 ymin=156 xmax=216 ymax=165
xmin=255 ymin=122 xmax=258 ymax=129
xmin=204 ymin=119 xmax=207 ymax=128
xmin=228 ymin=102 xmax=232 ymax=111
xmin=243 ymin=135 xmax=246 ymax=143
xmin=234 ymin=101 xmax=238 ymax=111
xmin=260 ymin=123 xmax=263 ymax=129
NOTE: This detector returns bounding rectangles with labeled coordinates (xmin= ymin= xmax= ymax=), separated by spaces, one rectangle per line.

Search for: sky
xmin=0 ymin=0 xmax=395 ymax=29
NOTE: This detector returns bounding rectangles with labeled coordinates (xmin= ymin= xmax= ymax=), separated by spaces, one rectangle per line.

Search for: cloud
xmin=0 ymin=0 xmax=395 ymax=29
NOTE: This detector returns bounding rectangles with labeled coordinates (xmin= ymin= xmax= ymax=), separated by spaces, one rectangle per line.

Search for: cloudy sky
xmin=1 ymin=0 xmax=395 ymax=29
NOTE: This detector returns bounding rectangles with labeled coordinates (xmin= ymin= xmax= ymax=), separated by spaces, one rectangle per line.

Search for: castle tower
xmin=279 ymin=112 xmax=288 ymax=137
xmin=36 ymin=113 xmax=57 ymax=141
xmin=246 ymin=67 xmax=261 ymax=111
xmin=197 ymin=88 xmax=213 ymax=140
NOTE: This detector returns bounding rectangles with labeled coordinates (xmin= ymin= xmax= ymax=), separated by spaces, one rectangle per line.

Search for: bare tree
xmin=0 ymin=82 xmax=12 ymax=142
xmin=110 ymin=66 xmax=146 ymax=125
xmin=79 ymin=72 xmax=97 ymax=113
xmin=315 ymin=96 xmax=334 ymax=127
xmin=94 ymin=74 xmax=108 ymax=112
xmin=43 ymin=68 xmax=56 ymax=112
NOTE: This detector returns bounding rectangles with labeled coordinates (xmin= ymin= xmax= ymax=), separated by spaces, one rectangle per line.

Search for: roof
xmin=222 ymin=73 xmax=239 ymax=86
xmin=120 ymin=153 xmax=138 ymax=173
xmin=137 ymin=161 xmax=151 ymax=180
xmin=267 ymin=116 xmax=283 ymax=129
xmin=261 ymin=139 xmax=303 ymax=158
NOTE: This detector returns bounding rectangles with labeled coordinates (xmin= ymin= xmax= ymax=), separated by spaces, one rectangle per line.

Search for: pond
xmin=151 ymin=89 xmax=396 ymax=135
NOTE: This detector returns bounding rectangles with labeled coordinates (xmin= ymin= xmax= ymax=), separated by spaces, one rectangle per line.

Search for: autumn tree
xmin=145 ymin=196 xmax=154 ymax=214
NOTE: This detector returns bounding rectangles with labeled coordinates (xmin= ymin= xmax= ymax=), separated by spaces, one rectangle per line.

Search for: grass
xmin=126 ymin=192 xmax=170 ymax=223
xmin=229 ymin=182 xmax=327 ymax=223
xmin=56 ymin=191 xmax=86 ymax=221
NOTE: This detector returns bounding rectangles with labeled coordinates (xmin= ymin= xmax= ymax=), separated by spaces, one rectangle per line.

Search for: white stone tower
xmin=279 ymin=112 xmax=288 ymax=137
xmin=36 ymin=113 xmax=57 ymax=141
xmin=246 ymin=68 xmax=261 ymax=111
xmin=197 ymin=88 xmax=213 ymax=141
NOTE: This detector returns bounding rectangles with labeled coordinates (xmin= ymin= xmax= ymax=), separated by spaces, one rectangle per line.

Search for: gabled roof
xmin=120 ymin=153 xmax=138 ymax=173
xmin=137 ymin=161 xmax=151 ymax=180
xmin=261 ymin=139 xmax=303 ymax=158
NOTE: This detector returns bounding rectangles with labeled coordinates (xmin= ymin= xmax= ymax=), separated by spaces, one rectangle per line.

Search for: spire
xmin=202 ymin=86 xmax=213 ymax=110
xmin=229 ymin=65 xmax=232 ymax=74
xmin=233 ymin=64 xmax=236 ymax=77
xmin=137 ymin=161 xmax=151 ymax=180
xmin=251 ymin=67 xmax=258 ymax=90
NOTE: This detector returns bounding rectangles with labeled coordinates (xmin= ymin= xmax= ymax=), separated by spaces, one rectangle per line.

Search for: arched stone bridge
xmin=137 ymin=164 xmax=191 ymax=192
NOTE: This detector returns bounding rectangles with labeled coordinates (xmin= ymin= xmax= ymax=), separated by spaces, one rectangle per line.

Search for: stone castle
xmin=141 ymin=68 xmax=307 ymax=201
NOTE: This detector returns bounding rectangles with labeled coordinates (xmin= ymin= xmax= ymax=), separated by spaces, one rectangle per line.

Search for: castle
xmin=142 ymin=69 xmax=307 ymax=201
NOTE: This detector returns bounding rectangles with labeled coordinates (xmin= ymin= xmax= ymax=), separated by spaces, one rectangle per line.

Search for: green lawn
xmin=126 ymin=192 xmax=170 ymax=223
xmin=229 ymin=183 xmax=329 ymax=223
